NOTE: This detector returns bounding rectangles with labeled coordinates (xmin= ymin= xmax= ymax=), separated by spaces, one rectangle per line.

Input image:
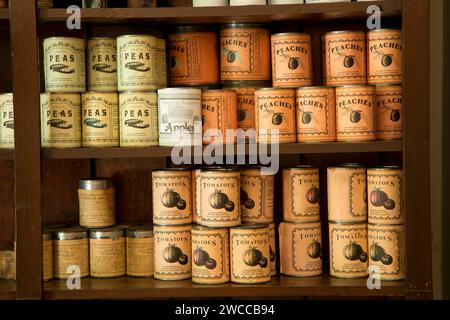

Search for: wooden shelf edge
xmin=0 ymin=149 xmax=14 ymax=160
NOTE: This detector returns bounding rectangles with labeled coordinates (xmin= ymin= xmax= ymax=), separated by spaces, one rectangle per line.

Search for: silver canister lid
xmin=79 ymin=178 xmax=114 ymax=190
xmin=89 ymin=226 xmax=125 ymax=240
xmin=54 ymin=227 xmax=88 ymax=241
xmin=126 ymin=225 xmax=153 ymax=238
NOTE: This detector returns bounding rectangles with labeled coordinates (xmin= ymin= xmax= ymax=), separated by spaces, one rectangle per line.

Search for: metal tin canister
xmin=255 ymin=88 xmax=296 ymax=144
xmin=154 ymin=224 xmax=192 ymax=281
xmin=220 ymin=24 xmax=271 ymax=84
xmin=230 ymin=224 xmax=271 ymax=284
xmin=168 ymin=26 xmax=219 ymax=87
xmin=296 ymin=86 xmax=336 ymax=143
xmin=200 ymin=168 xmax=241 ymax=227
xmin=126 ymin=225 xmax=154 ymax=277
xmin=279 ymin=221 xmax=322 ymax=277
xmin=42 ymin=231 xmax=53 ymax=282
xmin=119 ymin=92 xmax=158 ymax=147
xmin=0 ymin=93 xmax=14 ymax=149
xmin=152 ymin=169 xmax=192 ymax=226
xmin=283 ymin=166 xmax=320 ymax=222
xmin=240 ymin=167 xmax=274 ymax=224
xmin=40 ymin=93 xmax=81 ymax=148
xmin=87 ymin=37 xmax=118 ymax=92
xmin=368 ymin=223 xmax=405 ymax=281
xmin=43 ymin=37 xmax=86 ymax=93
xmin=336 ymin=85 xmax=376 ymax=142
xmin=329 ymin=222 xmax=368 ymax=279
xmin=368 ymin=167 xmax=403 ymax=225
xmin=324 ymin=31 xmax=366 ymax=86
xmin=232 ymin=87 xmax=257 ymax=141
xmin=327 ymin=164 xmax=367 ymax=223
xmin=81 ymin=92 xmax=119 ymax=147
xmin=367 ymin=29 xmax=403 ymax=85
xmin=89 ymin=227 xmax=126 ymax=278
xmin=271 ymin=33 xmax=312 ymax=88
xmin=78 ymin=178 xmax=115 ymax=228
xmin=192 ymin=168 xmax=202 ymax=224
xmin=375 ymin=84 xmax=402 ymax=140
xmin=53 ymin=227 xmax=89 ymax=280
xmin=268 ymin=222 xmax=277 ymax=276
xmin=192 ymin=225 xmax=230 ymax=284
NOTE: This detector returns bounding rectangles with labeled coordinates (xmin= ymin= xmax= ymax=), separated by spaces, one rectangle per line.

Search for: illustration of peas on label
xmin=163 ymin=243 xmax=189 ymax=266
xmin=243 ymin=247 xmax=268 ymax=269
xmin=193 ymin=247 xmax=217 ymax=270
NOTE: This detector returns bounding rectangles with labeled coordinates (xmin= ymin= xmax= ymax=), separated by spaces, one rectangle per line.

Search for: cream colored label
xmin=156 ymin=38 xmax=168 ymax=88
xmin=90 ymin=238 xmax=126 ymax=278
xmin=88 ymin=38 xmax=118 ymax=91
xmin=0 ymin=95 xmax=14 ymax=149
xmin=268 ymin=223 xmax=276 ymax=276
xmin=241 ymin=172 xmax=274 ymax=223
xmin=43 ymin=239 xmax=53 ymax=281
xmin=376 ymin=86 xmax=403 ymax=140
xmin=127 ymin=237 xmax=154 ymax=277
xmin=78 ymin=188 xmax=115 ymax=228
xmin=193 ymin=170 xmax=202 ymax=223
xmin=54 ymin=239 xmax=89 ymax=279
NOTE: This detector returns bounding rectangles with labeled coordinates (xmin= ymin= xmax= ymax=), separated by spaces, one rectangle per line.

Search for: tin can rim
xmin=281 ymin=220 xmax=321 ymax=226
xmin=153 ymin=168 xmax=191 ymax=173
xmin=375 ymin=84 xmax=403 ymax=87
xmin=153 ymin=223 xmax=192 ymax=228
xmin=192 ymin=225 xmax=229 ymax=232
xmin=44 ymin=36 xmax=85 ymax=41
xmin=231 ymin=223 xmax=269 ymax=230
xmin=271 ymin=32 xmax=311 ymax=37
xmin=88 ymin=37 xmax=116 ymax=41
xmin=368 ymin=166 xmax=402 ymax=171
xmin=79 ymin=178 xmax=114 ymax=190
xmin=89 ymin=226 xmax=125 ymax=240
xmin=328 ymin=163 xmax=366 ymax=169
xmin=324 ymin=30 xmax=365 ymax=36
xmin=170 ymin=25 xmax=217 ymax=33
xmin=201 ymin=89 xmax=238 ymax=94
xmin=255 ymin=87 xmax=295 ymax=92
xmin=335 ymin=85 xmax=376 ymax=89
xmin=296 ymin=86 xmax=335 ymax=90
xmin=368 ymin=223 xmax=404 ymax=227
xmin=222 ymin=80 xmax=270 ymax=88
xmin=222 ymin=23 xmax=267 ymax=29
xmin=200 ymin=167 xmax=240 ymax=173
xmin=158 ymin=87 xmax=202 ymax=95
xmin=368 ymin=28 xmax=402 ymax=33
xmin=240 ymin=166 xmax=276 ymax=176
xmin=82 ymin=91 xmax=119 ymax=96
xmin=285 ymin=165 xmax=317 ymax=170
xmin=120 ymin=91 xmax=158 ymax=95
xmin=53 ymin=227 xmax=88 ymax=240
xmin=328 ymin=220 xmax=367 ymax=225
xmin=117 ymin=34 xmax=160 ymax=39
xmin=126 ymin=225 xmax=153 ymax=238
xmin=42 ymin=231 xmax=53 ymax=240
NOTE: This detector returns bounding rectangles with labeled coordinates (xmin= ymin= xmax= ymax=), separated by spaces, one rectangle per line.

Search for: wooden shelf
xmin=0 ymin=149 xmax=13 ymax=160
xmin=0 ymin=280 xmax=15 ymax=300
xmin=39 ymin=1 xmax=402 ymax=24
xmin=43 ymin=275 xmax=405 ymax=300
xmin=0 ymin=9 xmax=9 ymax=21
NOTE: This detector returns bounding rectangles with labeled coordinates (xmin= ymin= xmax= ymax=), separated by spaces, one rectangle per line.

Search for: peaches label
xmin=376 ymin=85 xmax=403 ymax=140
xmin=233 ymin=87 xmax=257 ymax=136
xmin=241 ymin=169 xmax=274 ymax=223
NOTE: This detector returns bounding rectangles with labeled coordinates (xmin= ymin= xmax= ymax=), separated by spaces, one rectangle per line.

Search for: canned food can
xmin=42 ymin=231 xmax=53 ymax=282
xmin=192 ymin=169 xmax=202 ymax=224
xmin=0 ymin=93 xmax=14 ymax=149
xmin=231 ymin=87 xmax=257 ymax=141
xmin=87 ymin=37 xmax=118 ymax=92
xmin=375 ymin=85 xmax=402 ymax=140
xmin=268 ymin=222 xmax=277 ymax=276
xmin=126 ymin=226 xmax=154 ymax=277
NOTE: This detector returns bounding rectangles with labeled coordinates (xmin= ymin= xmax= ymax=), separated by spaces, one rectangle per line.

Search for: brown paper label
xmin=127 ymin=237 xmax=154 ymax=277
xmin=78 ymin=188 xmax=115 ymax=228
xmin=241 ymin=173 xmax=274 ymax=223
xmin=43 ymin=239 xmax=53 ymax=281
xmin=54 ymin=239 xmax=89 ymax=279
xmin=90 ymin=238 xmax=126 ymax=278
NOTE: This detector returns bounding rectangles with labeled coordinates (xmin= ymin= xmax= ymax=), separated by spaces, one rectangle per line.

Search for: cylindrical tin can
xmin=375 ymin=84 xmax=402 ymax=140
xmin=230 ymin=0 xmax=266 ymax=4
xmin=87 ymin=37 xmax=117 ymax=92
xmin=336 ymin=85 xmax=376 ymax=142
xmin=81 ymin=92 xmax=119 ymax=147
xmin=368 ymin=167 xmax=403 ymax=225
xmin=230 ymin=224 xmax=271 ymax=284
xmin=240 ymin=167 xmax=274 ymax=224
xmin=368 ymin=223 xmax=405 ymax=281
xmin=279 ymin=221 xmax=322 ymax=277
xmin=158 ymin=88 xmax=202 ymax=147
xmin=78 ymin=178 xmax=115 ymax=228
xmin=220 ymin=24 xmax=271 ymax=84
xmin=0 ymin=93 xmax=14 ymax=149
xmin=200 ymin=168 xmax=241 ymax=228
xmin=232 ymin=87 xmax=257 ymax=141
xmin=192 ymin=168 xmax=202 ymax=224
xmin=193 ymin=0 xmax=228 ymax=6
xmin=329 ymin=222 xmax=368 ymax=279
xmin=296 ymin=86 xmax=336 ymax=143
xmin=328 ymin=164 xmax=367 ymax=223
xmin=201 ymin=90 xmax=238 ymax=144
xmin=126 ymin=225 xmax=154 ymax=277
xmin=255 ymin=88 xmax=296 ymax=143
xmin=367 ymin=29 xmax=403 ymax=85
xmin=42 ymin=231 xmax=53 ymax=282
xmin=283 ymin=166 xmax=320 ymax=222
xmin=324 ymin=31 xmax=366 ymax=86
xmin=119 ymin=92 xmax=158 ymax=147
xmin=154 ymin=224 xmax=192 ymax=281
xmin=268 ymin=222 xmax=277 ymax=276
xmin=192 ymin=225 xmax=230 ymax=284
xmin=152 ymin=169 xmax=192 ymax=226
xmin=40 ymin=93 xmax=81 ymax=148
xmin=43 ymin=37 xmax=86 ymax=93
xmin=169 ymin=26 xmax=219 ymax=87
xmin=271 ymin=33 xmax=312 ymax=88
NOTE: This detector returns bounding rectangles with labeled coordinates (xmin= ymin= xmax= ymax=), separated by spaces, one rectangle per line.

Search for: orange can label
xmin=233 ymin=87 xmax=257 ymax=139
xmin=375 ymin=85 xmax=402 ymax=140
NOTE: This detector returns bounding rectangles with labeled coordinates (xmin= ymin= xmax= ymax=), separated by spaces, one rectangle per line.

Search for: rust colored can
xmin=232 ymin=87 xmax=257 ymax=141
xmin=169 ymin=26 xmax=219 ymax=87
xmin=375 ymin=85 xmax=403 ymax=140
xmin=268 ymin=222 xmax=277 ymax=276
xmin=367 ymin=29 xmax=403 ymax=85
xmin=336 ymin=85 xmax=376 ymax=142
xmin=327 ymin=164 xmax=367 ymax=223
xmin=255 ymin=88 xmax=296 ymax=144
xmin=296 ymin=86 xmax=336 ymax=143
xmin=279 ymin=221 xmax=322 ymax=277
xmin=271 ymin=33 xmax=312 ymax=88
xmin=324 ymin=31 xmax=366 ymax=86
xmin=283 ymin=166 xmax=320 ymax=222
xmin=367 ymin=167 xmax=403 ymax=225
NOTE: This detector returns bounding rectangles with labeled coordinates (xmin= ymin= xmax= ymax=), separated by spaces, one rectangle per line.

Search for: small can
xmin=43 ymin=37 xmax=86 ymax=93
xmin=230 ymin=224 xmax=271 ymax=284
xmin=329 ymin=222 xmax=368 ymax=279
xmin=192 ymin=225 xmax=230 ymax=284
xmin=283 ymin=166 xmax=320 ymax=222
xmin=126 ymin=225 xmax=154 ymax=277
xmin=200 ymin=168 xmax=241 ymax=228
xmin=255 ymin=88 xmax=296 ymax=144
xmin=169 ymin=26 xmax=219 ymax=87
xmin=220 ymin=24 xmax=271 ymax=84
xmin=271 ymin=33 xmax=312 ymax=88
xmin=81 ymin=92 xmax=119 ymax=148
xmin=368 ymin=223 xmax=405 ymax=281
xmin=324 ymin=31 xmax=366 ymax=86
xmin=367 ymin=29 xmax=403 ymax=85
xmin=240 ymin=167 xmax=274 ymax=224
xmin=296 ymin=86 xmax=336 ymax=143
xmin=368 ymin=167 xmax=403 ymax=225
xmin=154 ymin=224 xmax=192 ymax=281
xmin=42 ymin=231 xmax=53 ymax=282
xmin=268 ymin=222 xmax=277 ymax=276
xmin=0 ymin=93 xmax=14 ymax=149
xmin=336 ymin=85 xmax=376 ymax=142
xmin=232 ymin=87 xmax=257 ymax=141
xmin=78 ymin=178 xmax=115 ymax=228
xmin=152 ymin=169 xmax=192 ymax=226
xmin=87 ymin=37 xmax=118 ymax=92
xmin=119 ymin=92 xmax=158 ymax=147
xmin=375 ymin=85 xmax=403 ymax=140
xmin=279 ymin=221 xmax=322 ymax=277
xmin=40 ymin=93 xmax=81 ymax=148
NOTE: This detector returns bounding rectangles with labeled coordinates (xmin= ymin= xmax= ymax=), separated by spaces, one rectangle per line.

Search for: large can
xmin=43 ymin=37 xmax=86 ymax=93
xmin=232 ymin=86 xmax=258 ymax=141
xmin=191 ymin=225 xmax=230 ymax=284
xmin=87 ymin=37 xmax=118 ymax=92
xmin=375 ymin=85 xmax=403 ymax=141
xmin=230 ymin=224 xmax=271 ymax=284
xmin=126 ymin=225 xmax=154 ymax=278
xmin=268 ymin=222 xmax=277 ymax=276
xmin=279 ymin=221 xmax=322 ymax=277
xmin=0 ymin=93 xmax=14 ymax=149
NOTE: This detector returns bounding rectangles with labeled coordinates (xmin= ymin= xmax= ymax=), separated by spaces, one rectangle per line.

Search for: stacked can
xmin=0 ymin=93 xmax=14 ymax=149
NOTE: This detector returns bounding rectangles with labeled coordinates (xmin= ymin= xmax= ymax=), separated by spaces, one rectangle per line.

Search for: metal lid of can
xmin=192 ymin=225 xmax=228 ymax=232
xmin=87 ymin=37 xmax=115 ymax=41
xmin=368 ymin=166 xmax=402 ymax=171
xmin=44 ymin=36 xmax=85 ymax=41
xmin=286 ymin=165 xmax=317 ymax=170
xmin=329 ymin=163 xmax=366 ymax=169
xmin=222 ymin=80 xmax=270 ymax=88
xmin=231 ymin=223 xmax=269 ymax=230
xmin=329 ymin=220 xmax=367 ymax=225
xmin=201 ymin=166 xmax=240 ymax=173
xmin=296 ymin=86 xmax=335 ymax=90
xmin=281 ymin=220 xmax=321 ymax=226
xmin=157 ymin=87 xmax=202 ymax=96
xmin=170 ymin=25 xmax=217 ymax=33
xmin=42 ymin=230 xmax=53 ymax=241
xmin=89 ymin=226 xmax=125 ymax=240
xmin=126 ymin=225 xmax=153 ymax=238
xmin=79 ymin=178 xmax=114 ymax=190
xmin=54 ymin=227 xmax=88 ymax=241
xmin=222 ymin=23 xmax=267 ymax=29
xmin=375 ymin=83 xmax=403 ymax=87
xmin=368 ymin=28 xmax=402 ymax=33
xmin=325 ymin=30 xmax=365 ymax=35
xmin=153 ymin=167 xmax=191 ymax=173
xmin=335 ymin=84 xmax=375 ymax=89
xmin=271 ymin=32 xmax=311 ymax=37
